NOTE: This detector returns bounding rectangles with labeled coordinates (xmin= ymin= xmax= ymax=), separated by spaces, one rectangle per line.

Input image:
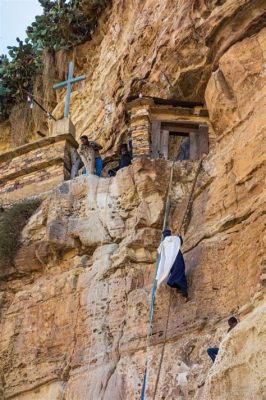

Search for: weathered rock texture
xmin=203 ymin=302 xmax=266 ymax=400
xmin=0 ymin=1 xmax=265 ymax=400
xmin=51 ymin=0 xmax=266 ymax=157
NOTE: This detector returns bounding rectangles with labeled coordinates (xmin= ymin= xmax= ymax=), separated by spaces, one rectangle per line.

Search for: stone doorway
xmin=151 ymin=120 xmax=209 ymax=161
xmin=126 ymin=97 xmax=213 ymax=160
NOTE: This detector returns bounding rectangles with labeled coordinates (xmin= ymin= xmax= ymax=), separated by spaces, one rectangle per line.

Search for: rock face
xmin=51 ymin=0 xmax=266 ymax=155
xmin=0 ymin=1 xmax=265 ymax=400
xmin=0 ymin=159 xmax=200 ymax=399
xmin=202 ymin=303 xmax=266 ymax=400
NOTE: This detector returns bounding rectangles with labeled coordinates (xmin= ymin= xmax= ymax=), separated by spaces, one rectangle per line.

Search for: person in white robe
xmin=156 ymin=229 xmax=188 ymax=298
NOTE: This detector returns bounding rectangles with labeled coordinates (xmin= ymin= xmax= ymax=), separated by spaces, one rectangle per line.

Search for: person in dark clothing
xmin=119 ymin=144 xmax=132 ymax=169
xmin=176 ymin=137 xmax=190 ymax=160
xmin=127 ymin=131 xmax=133 ymax=158
xmin=162 ymin=229 xmax=188 ymax=299
xmin=89 ymin=140 xmax=103 ymax=177
xmin=207 ymin=347 xmax=219 ymax=363
xmin=108 ymin=144 xmax=132 ymax=176
xmin=207 ymin=317 xmax=238 ymax=363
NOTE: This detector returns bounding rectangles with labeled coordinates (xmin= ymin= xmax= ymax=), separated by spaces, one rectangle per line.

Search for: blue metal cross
xmin=53 ymin=61 xmax=86 ymax=118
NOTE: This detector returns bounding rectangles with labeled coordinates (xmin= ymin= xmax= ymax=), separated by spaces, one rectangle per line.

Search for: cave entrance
xmin=126 ymin=96 xmax=213 ymax=160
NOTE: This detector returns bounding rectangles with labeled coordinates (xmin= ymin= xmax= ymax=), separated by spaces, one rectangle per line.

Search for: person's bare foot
xmin=182 ymin=292 xmax=189 ymax=302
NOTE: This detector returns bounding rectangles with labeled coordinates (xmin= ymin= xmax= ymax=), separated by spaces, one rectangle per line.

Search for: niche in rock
xmin=151 ymin=120 xmax=209 ymax=161
xmin=126 ymin=97 xmax=212 ymax=161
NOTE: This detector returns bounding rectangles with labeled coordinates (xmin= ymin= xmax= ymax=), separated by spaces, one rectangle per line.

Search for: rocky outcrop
xmin=0 ymin=159 xmax=200 ymax=399
xmin=0 ymin=137 xmax=264 ymax=399
xmin=0 ymin=1 xmax=265 ymax=400
xmin=1 ymin=0 xmax=266 ymax=154
xmin=51 ymin=0 xmax=266 ymax=156
xmin=0 ymin=51 xmax=57 ymax=152
xmin=203 ymin=302 xmax=266 ymax=400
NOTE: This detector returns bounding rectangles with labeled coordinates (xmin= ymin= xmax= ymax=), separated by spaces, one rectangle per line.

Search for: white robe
xmin=156 ymin=236 xmax=181 ymax=287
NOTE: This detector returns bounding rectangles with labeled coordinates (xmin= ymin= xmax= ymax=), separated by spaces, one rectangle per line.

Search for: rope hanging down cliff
xmin=141 ymin=158 xmax=203 ymax=400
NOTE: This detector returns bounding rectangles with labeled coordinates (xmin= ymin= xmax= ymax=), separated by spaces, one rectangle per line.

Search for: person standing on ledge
xmin=78 ymin=135 xmax=103 ymax=176
xmin=78 ymin=135 xmax=95 ymax=175
xmin=119 ymin=144 xmax=132 ymax=169
xmin=207 ymin=317 xmax=238 ymax=363
xmin=156 ymin=229 xmax=188 ymax=300
xmin=90 ymin=140 xmax=103 ymax=177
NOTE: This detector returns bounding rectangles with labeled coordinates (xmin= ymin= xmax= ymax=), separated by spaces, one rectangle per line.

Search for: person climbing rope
xmin=207 ymin=316 xmax=238 ymax=363
xmin=156 ymin=228 xmax=188 ymax=299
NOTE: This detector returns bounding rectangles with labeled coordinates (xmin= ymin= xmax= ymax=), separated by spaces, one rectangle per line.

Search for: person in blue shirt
xmin=80 ymin=135 xmax=103 ymax=177
xmin=90 ymin=140 xmax=103 ymax=177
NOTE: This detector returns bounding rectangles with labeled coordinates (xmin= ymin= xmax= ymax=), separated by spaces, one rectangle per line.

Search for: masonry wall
xmin=0 ymin=134 xmax=77 ymax=205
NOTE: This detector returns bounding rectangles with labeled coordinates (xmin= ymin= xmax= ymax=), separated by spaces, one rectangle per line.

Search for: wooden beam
xmin=151 ymin=121 xmax=161 ymax=158
xmin=160 ymin=130 xmax=169 ymax=159
xmin=169 ymin=131 xmax=188 ymax=137
xmin=161 ymin=121 xmax=200 ymax=130
xmin=190 ymin=125 xmax=209 ymax=160
xmin=162 ymin=124 xmax=198 ymax=133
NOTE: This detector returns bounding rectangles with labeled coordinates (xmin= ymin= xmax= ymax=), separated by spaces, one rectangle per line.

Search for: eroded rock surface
xmin=202 ymin=302 xmax=266 ymax=400
xmin=0 ymin=2 xmax=265 ymax=400
xmin=51 ymin=0 xmax=266 ymax=156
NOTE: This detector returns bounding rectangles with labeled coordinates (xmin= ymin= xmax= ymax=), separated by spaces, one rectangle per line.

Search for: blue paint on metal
xmin=53 ymin=61 xmax=86 ymax=118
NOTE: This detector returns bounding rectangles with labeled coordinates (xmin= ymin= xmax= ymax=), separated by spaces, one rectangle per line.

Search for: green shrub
xmin=0 ymin=39 xmax=42 ymax=121
xmin=27 ymin=0 xmax=109 ymax=52
xmin=0 ymin=200 xmax=41 ymax=268
xmin=0 ymin=0 xmax=110 ymax=120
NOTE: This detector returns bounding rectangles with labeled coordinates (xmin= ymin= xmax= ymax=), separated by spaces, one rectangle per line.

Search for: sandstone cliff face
xmin=51 ymin=0 xmax=266 ymax=156
xmin=0 ymin=1 xmax=265 ymax=399
xmin=1 ymin=0 xmax=266 ymax=153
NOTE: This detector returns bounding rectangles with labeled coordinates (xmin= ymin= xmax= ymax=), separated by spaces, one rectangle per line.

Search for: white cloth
xmin=156 ymin=235 xmax=181 ymax=287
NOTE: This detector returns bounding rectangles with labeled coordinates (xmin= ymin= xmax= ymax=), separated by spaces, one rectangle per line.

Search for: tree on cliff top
xmin=0 ymin=0 xmax=109 ymax=121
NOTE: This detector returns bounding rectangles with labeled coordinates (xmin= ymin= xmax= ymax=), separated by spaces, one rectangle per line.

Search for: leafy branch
xmin=0 ymin=0 xmax=109 ymax=121
xmin=0 ymin=39 xmax=42 ymax=120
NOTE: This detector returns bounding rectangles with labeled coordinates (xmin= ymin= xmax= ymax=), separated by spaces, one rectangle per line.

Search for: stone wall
xmin=0 ymin=134 xmax=77 ymax=206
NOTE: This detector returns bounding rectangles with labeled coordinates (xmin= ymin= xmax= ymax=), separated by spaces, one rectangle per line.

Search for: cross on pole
xmin=53 ymin=61 xmax=86 ymax=118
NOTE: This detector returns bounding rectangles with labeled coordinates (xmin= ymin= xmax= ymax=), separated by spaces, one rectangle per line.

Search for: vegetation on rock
xmin=0 ymin=0 xmax=109 ymax=121
xmin=0 ymin=39 xmax=42 ymax=121
xmin=0 ymin=200 xmax=40 ymax=268
xmin=27 ymin=0 xmax=108 ymax=52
